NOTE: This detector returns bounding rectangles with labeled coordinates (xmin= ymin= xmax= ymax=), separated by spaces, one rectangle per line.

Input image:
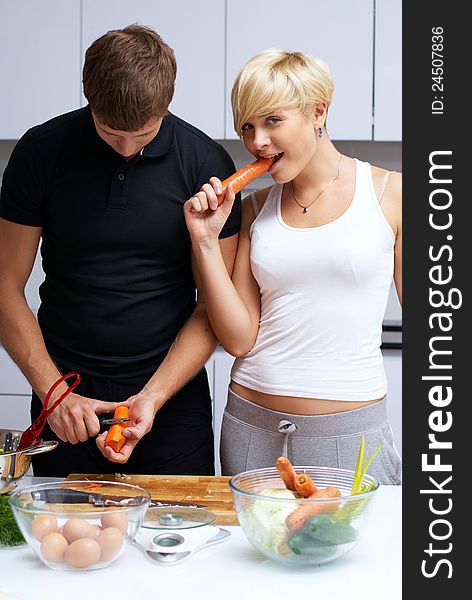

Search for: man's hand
xmin=47 ymin=393 xmax=127 ymax=444
xmin=95 ymin=389 xmax=158 ymax=464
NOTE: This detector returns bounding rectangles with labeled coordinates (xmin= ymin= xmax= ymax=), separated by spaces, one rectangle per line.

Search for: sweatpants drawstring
xmin=277 ymin=419 xmax=298 ymax=457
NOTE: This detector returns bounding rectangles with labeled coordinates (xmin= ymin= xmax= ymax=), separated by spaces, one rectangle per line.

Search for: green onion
xmin=350 ymin=435 xmax=384 ymax=495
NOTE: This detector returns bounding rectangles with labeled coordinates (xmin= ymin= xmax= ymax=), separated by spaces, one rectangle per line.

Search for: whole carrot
xmin=216 ymin=156 xmax=275 ymax=206
xmin=285 ymin=486 xmax=342 ymax=532
xmin=105 ymin=406 xmax=129 ymax=453
xmin=275 ymin=456 xmax=297 ymax=491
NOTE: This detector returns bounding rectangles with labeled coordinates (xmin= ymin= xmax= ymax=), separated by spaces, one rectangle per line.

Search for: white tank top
xmin=231 ymin=159 xmax=396 ymax=401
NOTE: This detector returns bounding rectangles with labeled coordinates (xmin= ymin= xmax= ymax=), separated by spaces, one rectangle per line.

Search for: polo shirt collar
xmin=141 ymin=112 xmax=175 ymax=158
xmin=79 ymin=105 xmax=175 ymax=158
xmin=79 ymin=105 xmax=103 ymax=150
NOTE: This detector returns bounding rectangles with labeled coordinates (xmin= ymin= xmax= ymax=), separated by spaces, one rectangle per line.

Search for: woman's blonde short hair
xmin=231 ymin=48 xmax=334 ymax=135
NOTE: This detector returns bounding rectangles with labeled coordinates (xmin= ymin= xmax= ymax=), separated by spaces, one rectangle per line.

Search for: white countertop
xmin=1 ymin=481 xmax=401 ymax=600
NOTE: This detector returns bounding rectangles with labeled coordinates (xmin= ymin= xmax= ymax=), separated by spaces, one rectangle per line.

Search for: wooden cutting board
xmin=66 ymin=474 xmax=239 ymax=526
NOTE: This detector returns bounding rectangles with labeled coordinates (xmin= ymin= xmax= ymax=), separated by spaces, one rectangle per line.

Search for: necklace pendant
xmin=303 ymin=207 xmax=308 ymax=214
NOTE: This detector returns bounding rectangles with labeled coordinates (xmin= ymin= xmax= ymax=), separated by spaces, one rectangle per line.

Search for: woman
xmin=184 ymin=49 xmax=402 ymax=484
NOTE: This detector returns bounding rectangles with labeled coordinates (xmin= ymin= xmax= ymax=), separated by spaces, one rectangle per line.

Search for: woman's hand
xmin=95 ymin=389 xmax=158 ymax=464
xmin=183 ymin=178 xmax=236 ymax=246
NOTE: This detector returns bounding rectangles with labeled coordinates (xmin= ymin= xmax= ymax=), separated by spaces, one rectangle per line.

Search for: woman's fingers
xmin=209 ymin=176 xmax=223 ymax=193
xmin=184 ymin=178 xmax=225 ymax=214
xmin=185 ymin=191 xmax=209 ymax=213
xmin=225 ymin=182 xmax=235 ymax=204
xmin=201 ymin=183 xmax=220 ymax=210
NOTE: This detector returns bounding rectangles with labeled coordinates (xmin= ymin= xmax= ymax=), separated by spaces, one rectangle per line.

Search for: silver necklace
xmin=290 ymin=154 xmax=342 ymax=214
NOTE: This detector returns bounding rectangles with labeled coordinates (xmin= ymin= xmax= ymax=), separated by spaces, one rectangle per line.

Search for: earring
xmin=318 ymin=127 xmax=323 ymax=138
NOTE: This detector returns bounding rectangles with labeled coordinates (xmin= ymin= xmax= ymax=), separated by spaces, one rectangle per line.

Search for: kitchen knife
xmin=30 ymin=488 xmax=207 ymax=508
xmin=31 ymin=488 xmax=146 ymax=506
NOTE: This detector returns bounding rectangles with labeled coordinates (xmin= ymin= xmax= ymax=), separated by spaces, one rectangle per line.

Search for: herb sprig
xmin=0 ymin=495 xmax=25 ymax=546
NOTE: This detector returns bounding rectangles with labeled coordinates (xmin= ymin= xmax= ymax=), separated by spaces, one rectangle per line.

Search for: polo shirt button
xmin=117 ymin=173 xmax=125 ymax=181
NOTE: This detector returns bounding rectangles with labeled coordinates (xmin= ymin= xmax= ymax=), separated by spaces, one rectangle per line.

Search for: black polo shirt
xmin=0 ymin=107 xmax=241 ymax=377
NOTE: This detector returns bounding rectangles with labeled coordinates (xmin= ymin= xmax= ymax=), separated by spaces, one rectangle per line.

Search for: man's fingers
xmin=96 ymin=431 xmax=107 ymax=452
xmin=94 ymin=400 xmax=129 ymax=414
xmin=121 ymin=425 xmax=144 ymax=440
xmin=96 ymin=432 xmax=137 ymax=463
xmin=84 ymin=411 xmax=101 ymax=437
xmin=63 ymin=421 xmax=79 ymax=444
xmin=50 ymin=423 xmax=68 ymax=443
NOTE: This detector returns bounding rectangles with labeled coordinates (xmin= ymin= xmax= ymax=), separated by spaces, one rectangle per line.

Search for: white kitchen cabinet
xmin=0 ymin=347 xmax=31 ymax=430
xmin=0 ymin=1 xmax=401 ymax=143
xmin=0 ymin=347 xmax=30 ymax=396
xmin=81 ymin=0 xmax=226 ymax=139
xmin=0 ymin=394 xmax=31 ymax=431
xmin=374 ymin=0 xmax=402 ymax=140
xmin=211 ymin=349 xmax=235 ymax=475
xmin=225 ymin=0 xmax=374 ymax=140
xmin=0 ymin=0 xmax=81 ymax=139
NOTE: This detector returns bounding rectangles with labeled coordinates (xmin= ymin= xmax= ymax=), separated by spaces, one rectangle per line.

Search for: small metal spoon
xmin=145 ymin=528 xmax=231 ymax=565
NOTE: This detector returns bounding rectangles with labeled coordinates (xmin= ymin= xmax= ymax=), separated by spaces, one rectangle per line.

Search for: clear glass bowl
xmin=229 ymin=466 xmax=379 ymax=567
xmin=8 ymin=480 xmax=150 ymax=570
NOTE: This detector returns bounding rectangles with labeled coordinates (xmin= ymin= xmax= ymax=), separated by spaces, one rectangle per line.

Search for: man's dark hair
xmin=83 ymin=24 xmax=177 ymax=130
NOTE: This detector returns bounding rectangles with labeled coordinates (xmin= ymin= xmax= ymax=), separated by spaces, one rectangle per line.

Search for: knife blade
xmin=30 ymin=488 xmax=207 ymax=509
xmin=31 ymin=488 xmax=146 ymax=506
xmin=99 ymin=417 xmax=132 ymax=426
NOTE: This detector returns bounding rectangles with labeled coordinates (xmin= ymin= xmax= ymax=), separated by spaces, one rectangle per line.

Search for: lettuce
xmin=242 ymin=488 xmax=297 ymax=553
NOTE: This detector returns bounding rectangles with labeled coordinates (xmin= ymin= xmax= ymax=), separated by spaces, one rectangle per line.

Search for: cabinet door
xmin=81 ymin=0 xmax=225 ymax=138
xmin=374 ymin=0 xmax=402 ymax=140
xmin=226 ymin=0 xmax=374 ymax=140
xmin=212 ymin=348 xmax=235 ymax=475
xmin=382 ymin=349 xmax=402 ymax=457
xmin=0 ymin=0 xmax=81 ymax=139
xmin=0 ymin=347 xmax=30 ymax=396
xmin=0 ymin=394 xmax=31 ymax=431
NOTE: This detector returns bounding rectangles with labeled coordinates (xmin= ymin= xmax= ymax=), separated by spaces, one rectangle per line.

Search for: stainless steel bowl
xmin=0 ymin=429 xmax=58 ymax=494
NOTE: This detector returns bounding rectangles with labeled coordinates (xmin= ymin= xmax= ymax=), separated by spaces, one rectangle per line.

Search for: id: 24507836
xmin=431 ymin=26 xmax=445 ymax=115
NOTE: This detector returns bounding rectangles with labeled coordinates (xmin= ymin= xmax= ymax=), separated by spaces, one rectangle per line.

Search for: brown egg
xmin=40 ymin=532 xmax=68 ymax=563
xmin=100 ymin=511 xmax=128 ymax=534
xmin=32 ymin=515 xmax=58 ymax=541
xmin=63 ymin=518 xmax=95 ymax=543
xmin=64 ymin=538 xmax=101 ymax=569
xmin=88 ymin=524 xmax=102 ymax=539
xmin=96 ymin=527 xmax=124 ymax=563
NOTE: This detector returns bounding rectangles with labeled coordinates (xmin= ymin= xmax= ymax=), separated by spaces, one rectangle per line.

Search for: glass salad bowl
xmin=229 ymin=466 xmax=379 ymax=567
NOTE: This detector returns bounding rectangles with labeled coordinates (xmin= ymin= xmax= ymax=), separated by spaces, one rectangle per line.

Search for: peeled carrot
xmin=294 ymin=473 xmax=318 ymax=498
xmin=310 ymin=486 xmax=342 ymax=500
xmin=285 ymin=486 xmax=342 ymax=532
xmin=216 ymin=156 xmax=275 ymax=206
xmin=275 ymin=456 xmax=297 ymax=491
xmin=105 ymin=406 xmax=129 ymax=453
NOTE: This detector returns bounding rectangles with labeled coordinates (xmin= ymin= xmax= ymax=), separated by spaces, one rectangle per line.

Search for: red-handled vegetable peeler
xmin=17 ymin=372 xmax=81 ymax=451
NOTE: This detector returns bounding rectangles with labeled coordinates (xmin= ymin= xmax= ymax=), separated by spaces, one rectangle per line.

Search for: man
xmin=0 ymin=25 xmax=240 ymax=476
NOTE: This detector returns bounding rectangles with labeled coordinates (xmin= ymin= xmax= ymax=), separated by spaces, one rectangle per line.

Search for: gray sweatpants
xmin=220 ymin=388 xmax=402 ymax=485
